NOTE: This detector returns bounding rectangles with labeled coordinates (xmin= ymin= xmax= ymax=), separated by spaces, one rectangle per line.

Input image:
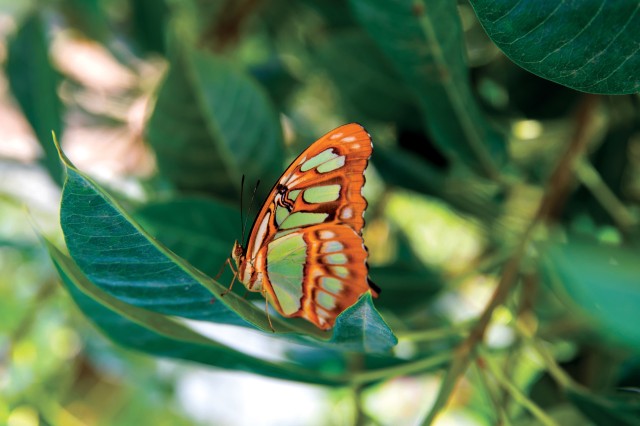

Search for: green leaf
xmin=469 ymin=0 xmax=640 ymax=94
xmin=6 ymin=11 xmax=64 ymax=185
xmin=134 ymin=198 xmax=398 ymax=352
xmin=133 ymin=197 xmax=238 ymax=279
xmin=57 ymin=147 xmax=328 ymax=337
xmin=130 ymin=0 xmax=168 ymax=55
xmin=317 ymin=30 xmax=421 ymax=127
xmin=567 ymin=387 xmax=640 ymax=426
xmin=60 ymin=0 xmax=111 ymax=44
xmin=146 ymin=44 xmax=284 ymax=201
xmin=349 ymin=0 xmax=506 ymax=177
xmin=330 ymin=293 xmax=397 ymax=354
xmin=541 ymin=236 xmax=640 ymax=350
xmin=46 ymin=239 xmax=346 ymax=385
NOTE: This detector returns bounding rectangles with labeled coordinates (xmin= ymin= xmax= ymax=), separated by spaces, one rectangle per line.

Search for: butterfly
xmin=229 ymin=123 xmax=380 ymax=330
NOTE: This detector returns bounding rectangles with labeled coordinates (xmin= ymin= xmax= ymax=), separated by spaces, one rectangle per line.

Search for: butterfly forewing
xmin=235 ymin=123 xmax=377 ymax=330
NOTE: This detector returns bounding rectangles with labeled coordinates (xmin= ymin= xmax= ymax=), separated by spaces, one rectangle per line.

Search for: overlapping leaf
xmin=330 ymin=293 xmax=397 ymax=354
xmin=57 ymin=153 xmax=397 ymax=351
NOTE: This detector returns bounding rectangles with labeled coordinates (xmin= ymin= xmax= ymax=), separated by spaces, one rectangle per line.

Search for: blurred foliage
xmin=1 ymin=0 xmax=639 ymax=425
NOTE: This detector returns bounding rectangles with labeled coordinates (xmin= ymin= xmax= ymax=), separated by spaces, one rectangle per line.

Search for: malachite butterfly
xmin=230 ymin=123 xmax=380 ymax=330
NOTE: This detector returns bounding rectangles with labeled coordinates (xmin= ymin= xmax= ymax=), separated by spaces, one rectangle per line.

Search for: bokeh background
xmin=1 ymin=0 xmax=639 ymax=425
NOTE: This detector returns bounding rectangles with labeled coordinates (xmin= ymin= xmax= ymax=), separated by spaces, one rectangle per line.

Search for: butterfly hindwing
xmin=299 ymin=224 xmax=374 ymax=329
xmin=234 ymin=123 xmax=377 ymax=330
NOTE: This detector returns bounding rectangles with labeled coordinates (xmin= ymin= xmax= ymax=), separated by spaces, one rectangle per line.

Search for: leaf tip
xmin=51 ymin=130 xmax=73 ymax=171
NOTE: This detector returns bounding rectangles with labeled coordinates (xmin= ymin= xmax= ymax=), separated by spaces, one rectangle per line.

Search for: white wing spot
xmin=322 ymin=241 xmax=343 ymax=253
xmin=341 ymin=207 xmax=353 ymax=219
xmin=319 ymin=230 xmax=336 ymax=240
xmin=352 ymin=143 xmax=361 ymax=149
xmin=330 ymin=132 xmax=343 ymax=140
xmin=342 ymin=136 xmax=356 ymax=142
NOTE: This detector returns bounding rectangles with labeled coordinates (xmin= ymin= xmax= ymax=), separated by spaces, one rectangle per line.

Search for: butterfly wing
xmin=261 ymin=223 xmax=374 ymax=329
xmin=240 ymin=123 xmax=377 ymax=329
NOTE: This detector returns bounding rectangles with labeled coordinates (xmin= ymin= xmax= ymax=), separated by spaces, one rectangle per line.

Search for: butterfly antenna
xmin=242 ymin=180 xmax=261 ymax=246
xmin=240 ymin=174 xmax=246 ymax=243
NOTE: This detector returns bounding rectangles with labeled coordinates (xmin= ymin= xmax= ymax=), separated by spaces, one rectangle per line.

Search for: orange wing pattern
xmin=234 ymin=123 xmax=378 ymax=329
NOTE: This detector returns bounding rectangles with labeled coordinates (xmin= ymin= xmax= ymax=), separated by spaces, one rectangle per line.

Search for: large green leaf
xmin=58 ymin=148 xmax=321 ymax=334
xmin=134 ymin=198 xmax=398 ymax=353
xmin=469 ymin=0 xmax=639 ymax=94
xmin=46 ymin=239 xmax=348 ymax=385
xmin=349 ymin=0 xmax=506 ymax=176
xmin=541 ymin=236 xmax=640 ymax=350
xmin=133 ymin=197 xmax=239 ymax=279
xmin=130 ymin=0 xmax=168 ymax=55
xmin=6 ymin=11 xmax=64 ymax=185
xmin=57 ymin=150 xmax=397 ymax=349
xmin=146 ymin=44 xmax=283 ymax=201
xmin=317 ymin=30 xmax=421 ymax=127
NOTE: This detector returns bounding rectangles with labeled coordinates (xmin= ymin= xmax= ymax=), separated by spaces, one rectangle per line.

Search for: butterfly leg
xmin=263 ymin=290 xmax=275 ymax=332
xmin=219 ymin=258 xmax=238 ymax=297
xmin=220 ymin=273 xmax=237 ymax=297
xmin=214 ymin=257 xmax=232 ymax=280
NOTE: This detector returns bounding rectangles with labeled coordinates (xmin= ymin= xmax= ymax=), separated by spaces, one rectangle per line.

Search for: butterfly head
xmin=231 ymin=240 xmax=245 ymax=269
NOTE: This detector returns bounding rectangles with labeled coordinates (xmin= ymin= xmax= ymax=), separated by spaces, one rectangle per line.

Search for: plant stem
xmin=397 ymin=321 xmax=472 ymax=342
xmin=479 ymin=347 xmax=559 ymax=426
xmin=515 ymin=318 xmax=574 ymax=389
xmin=350 ymin=351 xmax=453 ymax=385
xmin=574 ymin=158 xmax=637 ymax=230
xmin=474 ymin=361 xmax=512 ymax=426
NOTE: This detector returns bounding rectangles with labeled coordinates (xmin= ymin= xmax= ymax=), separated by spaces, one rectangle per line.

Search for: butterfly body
xmin=231 ymin=123 xmax=378 ymax=330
